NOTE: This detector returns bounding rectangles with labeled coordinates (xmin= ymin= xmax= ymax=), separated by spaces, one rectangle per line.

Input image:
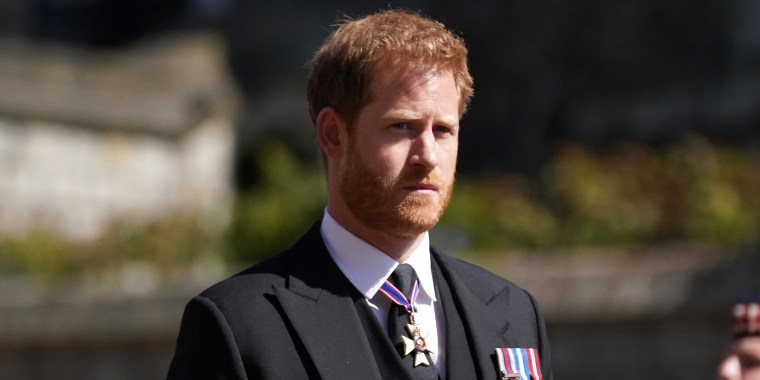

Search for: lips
xmin=403 ymin=182 xmax=440 ymax=192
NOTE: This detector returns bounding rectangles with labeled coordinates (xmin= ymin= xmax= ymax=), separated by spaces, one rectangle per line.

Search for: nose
xmin=409 ymin=129 xmax=438 ymax=169
xmin=718 ymin=354 xmax=741 ymax=380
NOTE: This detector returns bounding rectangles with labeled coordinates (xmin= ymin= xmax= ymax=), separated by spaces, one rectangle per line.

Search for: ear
xmin=315 ymin=107 xmax=347 ymax=158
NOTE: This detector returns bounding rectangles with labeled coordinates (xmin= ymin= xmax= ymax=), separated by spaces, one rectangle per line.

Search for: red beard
xmin=340 ymin=146 xmax=454 ymax=238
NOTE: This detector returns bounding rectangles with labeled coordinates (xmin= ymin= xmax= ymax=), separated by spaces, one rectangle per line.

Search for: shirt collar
xmin=320 ymin=210 xmax=437 ymax=302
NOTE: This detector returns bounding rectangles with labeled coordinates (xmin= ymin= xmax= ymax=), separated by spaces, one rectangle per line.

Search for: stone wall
xmin=0 ymin=33 xmax=238 ymax=240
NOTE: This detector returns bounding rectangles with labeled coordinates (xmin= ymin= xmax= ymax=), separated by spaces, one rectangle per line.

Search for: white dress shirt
xmin=320 ymin=210 xmax=446 ymax=377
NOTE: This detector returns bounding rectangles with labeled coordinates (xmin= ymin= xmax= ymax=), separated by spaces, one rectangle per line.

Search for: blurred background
xmin=0 ymin=0 xmax=759 ymax=379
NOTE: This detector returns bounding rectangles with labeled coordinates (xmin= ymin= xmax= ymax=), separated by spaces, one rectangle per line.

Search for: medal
xmin=401 ymin=322 xmax=434 ymax=366
xmin=494 ymin=347 xmax=543 ymax=380
xmin=379 ymin=278 xmax=434 ymax=367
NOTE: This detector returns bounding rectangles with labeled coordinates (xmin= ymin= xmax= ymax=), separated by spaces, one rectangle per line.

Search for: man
xmin=168 ymin=9 xmax=552 ymax=380
xmin=718 ymin=298 xmax=760 ymax=379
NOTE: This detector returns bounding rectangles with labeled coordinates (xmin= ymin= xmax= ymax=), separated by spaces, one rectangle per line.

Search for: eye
xmin=391 ymin=122 xmax=410 ymax=130
xmin=434 ymin=125 xmax=455 ymax=135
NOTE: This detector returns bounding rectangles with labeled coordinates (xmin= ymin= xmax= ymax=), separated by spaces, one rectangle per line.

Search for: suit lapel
xmin=433 ymin=251 xmax=517 ymax=380
xmin=432 ymin=257 xmax=476 ymax=380
xmin=274 ymin=225 xmax=382 ymax=380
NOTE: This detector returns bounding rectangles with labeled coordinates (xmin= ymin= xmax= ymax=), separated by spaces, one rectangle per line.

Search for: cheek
xmin=351 ymin=140 xmax=404 ymax=177
xmin=439 ymin=141 xmax=458 ymax=173
xmin=370 ymin=139 xmax=414 ymax=170
xmin=381 ymin=148 xmax=412 ymax=175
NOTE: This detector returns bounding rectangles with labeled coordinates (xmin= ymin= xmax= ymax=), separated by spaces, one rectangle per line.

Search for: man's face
xmin=338 ymin=64 xmax=460 ymax=238
xmin=719 ymin=337 xmax=760 ymax=380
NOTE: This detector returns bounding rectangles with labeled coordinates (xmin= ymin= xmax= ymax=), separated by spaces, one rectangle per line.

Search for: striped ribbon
xmin=733 ymin=302 xmax=760 ymax=337
xmin=495 ymin=347 xmax=542 ymax=380
xmin=379 ymin=278 xmax=420 ymax=314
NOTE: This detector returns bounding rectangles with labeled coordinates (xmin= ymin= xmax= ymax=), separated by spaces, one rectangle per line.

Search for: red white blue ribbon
xmin=379 ymin=278 xmax=420 ymax=314
xmin=380 ymin=275 xmax=432 ymax=367
xmin=495 ymin=347 xmax=542 ymax=380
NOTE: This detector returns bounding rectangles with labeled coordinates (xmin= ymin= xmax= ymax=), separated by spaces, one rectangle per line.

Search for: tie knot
xmin=389 ymin=263 xmax=417 ymax=296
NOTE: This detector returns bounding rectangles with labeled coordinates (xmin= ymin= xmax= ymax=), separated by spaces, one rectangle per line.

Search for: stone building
xmin=0 ymin=33 xmax=238 ymax=240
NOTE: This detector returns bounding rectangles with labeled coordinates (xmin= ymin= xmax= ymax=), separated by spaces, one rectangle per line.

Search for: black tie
xmin=387 ymin=264 xmax=439 ymax=380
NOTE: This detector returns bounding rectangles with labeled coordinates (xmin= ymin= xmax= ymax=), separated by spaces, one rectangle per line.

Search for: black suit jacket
xmin=167 ymin=224 xmax=552 ymax=379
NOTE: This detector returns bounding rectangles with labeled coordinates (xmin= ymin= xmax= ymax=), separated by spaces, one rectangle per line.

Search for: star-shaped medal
xmin=400 ymin=323 xmax=433 ymax=367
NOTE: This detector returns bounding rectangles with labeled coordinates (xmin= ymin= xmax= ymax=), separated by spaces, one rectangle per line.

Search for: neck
xmin=327 ymin=206 xmax=426 ymax=262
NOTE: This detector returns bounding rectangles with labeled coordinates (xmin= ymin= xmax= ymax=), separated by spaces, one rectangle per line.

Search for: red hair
xmin=307 ymin=9 xmax=473 ymax=127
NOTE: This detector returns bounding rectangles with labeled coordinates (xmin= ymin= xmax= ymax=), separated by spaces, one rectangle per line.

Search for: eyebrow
xmin=383 ymin=109 xmax=459 ymax=127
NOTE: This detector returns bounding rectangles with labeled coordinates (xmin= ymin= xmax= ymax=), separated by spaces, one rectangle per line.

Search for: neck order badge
xmin=495 ymin=348 xmax=542 ymax=380
xmin=379 ymin=278 xmax=434 ymax=367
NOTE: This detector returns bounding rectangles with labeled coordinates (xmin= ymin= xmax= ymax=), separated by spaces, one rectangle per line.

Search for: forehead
xmin=368 ymin=62 xmax=457 ymax=105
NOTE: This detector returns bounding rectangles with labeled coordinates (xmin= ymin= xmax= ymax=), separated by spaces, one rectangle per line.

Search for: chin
xmin=390 ymin=205 xmax=444 ymax=236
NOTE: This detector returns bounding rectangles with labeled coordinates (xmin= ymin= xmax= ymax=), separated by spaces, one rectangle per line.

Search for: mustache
xmin=396 ymin=168 xmax=452 ymax=189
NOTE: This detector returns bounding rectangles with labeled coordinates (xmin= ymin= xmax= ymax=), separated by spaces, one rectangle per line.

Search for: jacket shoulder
xmin=434 ymin=250 xmax=538 ymax=306
xmin=198 ymin=222 xmax=325 ymax=304
xmin=198 ymin=252 xmax=289 ymax=303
